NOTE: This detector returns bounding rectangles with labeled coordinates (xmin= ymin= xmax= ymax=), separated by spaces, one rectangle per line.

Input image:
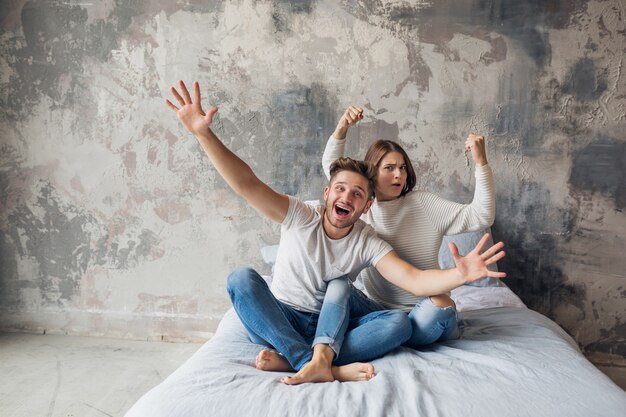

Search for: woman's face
xmin=375 ymin=151 xmax=407 ymax=201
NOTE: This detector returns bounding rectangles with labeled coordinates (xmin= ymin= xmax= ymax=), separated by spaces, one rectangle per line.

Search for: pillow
xmin=260 ymin=245 xmax=280 ymax=286
xmin=260 ymin=245 xmax=279 ymax=268
xmin=438 ymin=228 xmax=504 ymax=287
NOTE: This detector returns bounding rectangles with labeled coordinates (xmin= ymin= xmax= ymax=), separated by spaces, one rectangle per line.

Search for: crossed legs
xmin=227 ymin=268 xmax=411 ymax=384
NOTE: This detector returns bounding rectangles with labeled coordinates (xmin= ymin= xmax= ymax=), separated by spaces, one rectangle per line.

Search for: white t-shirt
xmin=271 ymin=196 xmax=393 ymax=313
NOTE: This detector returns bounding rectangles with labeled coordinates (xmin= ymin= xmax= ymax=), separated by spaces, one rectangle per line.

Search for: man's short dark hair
xmin=328 ymin=157 xmax=377 ymax=199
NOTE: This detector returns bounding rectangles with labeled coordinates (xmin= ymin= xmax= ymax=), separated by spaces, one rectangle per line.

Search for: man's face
xmin=323 ymin=170 xmax=373 ymax=233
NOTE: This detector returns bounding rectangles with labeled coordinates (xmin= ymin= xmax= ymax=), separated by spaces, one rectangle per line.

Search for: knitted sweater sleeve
xmin=422 ymin=164 xmax=496 ymax=235
xmin=322 ymin=135 xmax=346 ymax=180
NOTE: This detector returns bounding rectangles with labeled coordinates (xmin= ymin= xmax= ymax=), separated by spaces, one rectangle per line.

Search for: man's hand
xmin=333 ymin=105 xmax=364 ymax=140
xmin=449 ymin=233 xmax=506 ymax=283
xmin=163 ymin=80 xmax=289 ymax=223
xmin=465 ymin=133 xmax=488 ymax=167
xmin=165 ymin=80 xmax=218 ymax=138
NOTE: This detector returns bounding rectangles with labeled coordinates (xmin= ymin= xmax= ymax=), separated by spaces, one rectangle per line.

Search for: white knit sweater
xmin=322 ymin=135 xmax=496 ymax=310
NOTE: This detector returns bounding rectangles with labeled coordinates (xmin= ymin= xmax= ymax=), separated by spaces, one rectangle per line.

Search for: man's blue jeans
xmin=226 ymin=267 xmax=412 ymax=371
xmin=330 ymin=279 xmax=459 ymax=348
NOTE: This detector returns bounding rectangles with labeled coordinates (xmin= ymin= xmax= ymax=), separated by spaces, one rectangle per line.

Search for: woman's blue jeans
xmin=226 ymin=267 xmax=412 ymax=371
xmin=327 ymin=279 xmax=459 ymax=348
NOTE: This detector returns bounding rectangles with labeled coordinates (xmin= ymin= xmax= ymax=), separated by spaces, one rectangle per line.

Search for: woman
xmin=321 ymin=105 xmax=495 ymax=347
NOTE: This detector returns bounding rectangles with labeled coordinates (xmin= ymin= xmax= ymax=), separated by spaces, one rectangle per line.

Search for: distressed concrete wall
xmin=0 ymin=1 xmax=624 ymax=360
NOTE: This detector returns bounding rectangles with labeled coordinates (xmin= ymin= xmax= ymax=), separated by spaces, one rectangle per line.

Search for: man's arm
xmin=375 ymin=234 xmax=506 ymax=296
xmin=165 ymin=80 xmax=288 ymax=223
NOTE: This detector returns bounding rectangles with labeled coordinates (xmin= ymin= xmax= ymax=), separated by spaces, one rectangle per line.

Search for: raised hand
xmin=449 ymin=233 xmax=506 ymax=283
xmin=333 ymin=105 xmax=364 ymax=139
xmin=465 ymin=133 xmax=488 ymax=167
xmin=165 ymin=80 xmax=218 ymax=137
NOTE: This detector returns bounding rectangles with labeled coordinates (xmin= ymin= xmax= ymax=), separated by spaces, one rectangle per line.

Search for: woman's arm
xmin=427 ymin=134 xmax=496 ymax=234
xmin=322 ymin=106 xmax=363 ymax=179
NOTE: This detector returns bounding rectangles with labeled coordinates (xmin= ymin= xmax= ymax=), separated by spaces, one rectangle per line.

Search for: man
xmin=165 ymin=80 xmax=506 ymax=385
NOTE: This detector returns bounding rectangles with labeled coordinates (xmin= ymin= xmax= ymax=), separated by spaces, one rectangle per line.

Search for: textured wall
xmin=0 ymin=1 xmax=624 ymax=361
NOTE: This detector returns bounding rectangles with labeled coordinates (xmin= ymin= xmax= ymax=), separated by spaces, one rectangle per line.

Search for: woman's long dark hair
xmin=364 ymin=140 xmax=416 ymax=197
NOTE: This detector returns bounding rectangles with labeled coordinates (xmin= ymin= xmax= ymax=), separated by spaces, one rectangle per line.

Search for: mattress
xmin=125 ymin=285 xmax=626 ymax=417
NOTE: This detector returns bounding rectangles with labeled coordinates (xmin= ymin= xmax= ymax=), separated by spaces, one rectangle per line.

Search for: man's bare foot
xmin=332 ymin=362 xmax=375 ymax=382
xmin=255 ymin=349 xmax=293 ymax=372
xmin=281 ymin=360 xmax=334 ymax=385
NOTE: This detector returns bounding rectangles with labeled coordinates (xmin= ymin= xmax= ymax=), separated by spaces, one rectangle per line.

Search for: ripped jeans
xmin=324 ymin=278 xmax=459 ymax=349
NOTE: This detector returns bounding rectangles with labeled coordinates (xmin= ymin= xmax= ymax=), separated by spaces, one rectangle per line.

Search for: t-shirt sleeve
xmin=362 ymin=226 xmax=394 ymax=267
xmin=281 ymin=195 xmax=318 ymax=230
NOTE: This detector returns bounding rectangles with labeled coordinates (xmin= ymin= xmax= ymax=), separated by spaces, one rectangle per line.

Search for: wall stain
xmin=562 ymin=58 xmax=609 ymax=102
xmin=94 ymin=220 xmax=164 ymax=270
xmin=569 ymin=137 xmax=626 ymax=210
xmin=0 ymin=231 xmax=27 ymax=310
xmin=584 ymin=319 xmax=626 ymax=357
xmin=351 ymin=0 xmax=586 ymax=67
xmin=494 ymin=180 xmax=585 ymax=328
xmin=3 ymin=177 xmax=166 ymax=306
xmin=267 ymin=82 xmax=337 ymax=198
xmin=271 ymin=0 xmax=315 ymax=36
xmin=0 ymin=0 xmax=184 ymax=122
xmin=7 ymin=182 xmax=94 ymax=305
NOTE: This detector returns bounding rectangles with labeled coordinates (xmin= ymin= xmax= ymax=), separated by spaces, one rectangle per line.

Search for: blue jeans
xmin=315 ymin=276 xmax=351 ymax=355
xmin=226 ymin=267 xmax=412 ymax=370
xmin=328 ymin=280 xmax=459 ymax=348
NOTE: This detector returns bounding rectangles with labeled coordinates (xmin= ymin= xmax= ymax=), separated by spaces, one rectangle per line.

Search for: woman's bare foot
xmin=332 ymin=362 xmax=375 ymax=382
xmin=281 ymin=359 xmax=335 ymax=385
xmin=255 ymin=349 xmax=293 ymax=372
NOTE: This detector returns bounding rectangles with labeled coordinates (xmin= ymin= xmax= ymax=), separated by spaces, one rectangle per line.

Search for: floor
xmin=0 ymin=332 xmax=202 ymax=417
xmin=1 ymin=332 xmax=624 ymax=417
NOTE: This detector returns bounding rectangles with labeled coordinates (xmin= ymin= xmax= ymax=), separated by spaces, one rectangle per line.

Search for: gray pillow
xmin=438 ymin=229 xmax=504 ymax=287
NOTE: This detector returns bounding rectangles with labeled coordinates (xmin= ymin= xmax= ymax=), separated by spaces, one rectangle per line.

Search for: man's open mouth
xmin=334 ymin=203 xmax=352 ymax=218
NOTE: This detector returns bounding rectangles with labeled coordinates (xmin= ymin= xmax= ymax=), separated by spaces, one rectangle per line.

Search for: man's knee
xmin=325 ymin=278 xmax=350 ymax=303
xmin=226 ymin=267 xmax=261 ymax=296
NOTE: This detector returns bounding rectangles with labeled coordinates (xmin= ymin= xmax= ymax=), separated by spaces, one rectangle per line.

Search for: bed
xmin=125 ymin=233 xmax=626 ymax=417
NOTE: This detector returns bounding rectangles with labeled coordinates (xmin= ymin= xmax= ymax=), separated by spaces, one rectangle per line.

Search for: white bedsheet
xmin=125 ymin=288 xmax=625 ymax=417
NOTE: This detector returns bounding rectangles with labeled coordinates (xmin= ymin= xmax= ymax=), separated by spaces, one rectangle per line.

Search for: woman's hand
xmin=465 ymin=133 xmax=488 ymax=167
xmin=333 ymin=105 xmax=363 ymax=140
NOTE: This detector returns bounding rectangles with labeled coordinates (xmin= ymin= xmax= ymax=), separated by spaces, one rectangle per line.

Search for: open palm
xmin=450 ymin=234 xmax=507 ymax=282
xmin=165 ymin=80 xmax=218 ymax=136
